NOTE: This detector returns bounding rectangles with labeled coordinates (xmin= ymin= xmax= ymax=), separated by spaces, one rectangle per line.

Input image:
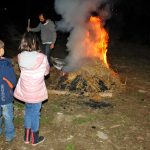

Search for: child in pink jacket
xmin=14 ymin=32 xmax=50 ymax=146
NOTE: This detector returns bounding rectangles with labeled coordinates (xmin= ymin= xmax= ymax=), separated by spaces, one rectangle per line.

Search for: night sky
xmin=0 ymin=0 xmax=150 ymax=43
xmin=0 ymin=0 xmax=57 ymax=26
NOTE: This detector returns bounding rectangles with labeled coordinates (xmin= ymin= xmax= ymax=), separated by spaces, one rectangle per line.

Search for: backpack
xmin=0 ymin=58 xmax=17 ymax=105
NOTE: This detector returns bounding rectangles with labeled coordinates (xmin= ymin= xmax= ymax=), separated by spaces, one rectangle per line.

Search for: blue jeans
xmin=24 ymin=103 xmax=42 ymax=132
xmin=42 ymin=44 xmax=52 ymax=65
xmin=0 ymin=103 xmax=15 ymax=140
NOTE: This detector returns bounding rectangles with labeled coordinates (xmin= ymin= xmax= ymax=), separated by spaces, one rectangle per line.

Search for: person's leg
xmin=2 ymin=103 xmax=14 ymax=141
xmin=30 ymin=103 xmax=44 ymax=146
xmin=42 ymin=44 xmax=52 ymax=66
xmin=31 ymin=103 xmax=41 ymax=132
xmin=24 ymin=103 xmax=32 ymax=129
xmin=41 ymin=44 xmax=46 ymax=54
xmin=24 ymin=103 xmax=32 ymax=144
xmin=0 ymin=106 xmax=2 ymax=135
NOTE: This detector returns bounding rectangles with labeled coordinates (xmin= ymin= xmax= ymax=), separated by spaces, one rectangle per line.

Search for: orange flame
xmin=84 ymin=16 xmax=109 ymax=68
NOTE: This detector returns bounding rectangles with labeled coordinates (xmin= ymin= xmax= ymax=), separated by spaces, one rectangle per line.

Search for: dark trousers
xmin=41 ymin=44 xmax=53 ymax=66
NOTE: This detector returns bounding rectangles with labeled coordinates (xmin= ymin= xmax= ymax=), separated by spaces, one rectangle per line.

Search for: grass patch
xmin=41 ymin=116 xmax=53 ymax=125
xmin=51 ymin=104 xmax=61 ymax=112
xmin=14 ymin=117 xmax=23 ymax=124
xmin=65 ymin=143 xmax=75 ymax=150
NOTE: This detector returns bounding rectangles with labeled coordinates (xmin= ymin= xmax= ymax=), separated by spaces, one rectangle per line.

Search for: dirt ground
xmin=0 ymin=39 xmax=150 ymax=150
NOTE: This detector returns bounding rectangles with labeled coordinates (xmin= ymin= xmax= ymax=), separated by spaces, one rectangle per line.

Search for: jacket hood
xmin=0 ymin=57 xmax=11 ymax=66
xmin=18 ymin=51 xmax=45 ymax=69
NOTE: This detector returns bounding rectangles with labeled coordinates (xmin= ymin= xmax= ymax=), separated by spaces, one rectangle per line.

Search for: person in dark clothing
xmin=0 ymin=40 xmax=17 ymax=142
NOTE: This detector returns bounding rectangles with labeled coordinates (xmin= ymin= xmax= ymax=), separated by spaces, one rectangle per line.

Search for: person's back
xmin=0 ymin=58 xmax=16 ymax=105
xmin=14 ymin=50 xmax=49 ymax=103
xmin=0 ymin=40 xmax=17 ymax=142
xmin=14 ymin=32 xmax=50 ymax=146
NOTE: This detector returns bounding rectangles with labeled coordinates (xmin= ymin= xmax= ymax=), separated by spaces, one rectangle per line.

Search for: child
xmin=0 ymin=40 xmax=17 ymax=142
xmin=14 ymin=32 xmax=50 ymax=146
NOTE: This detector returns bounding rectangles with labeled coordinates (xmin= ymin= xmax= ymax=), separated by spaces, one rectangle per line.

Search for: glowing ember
xmin=84 ymin=16 xmax=109 ymax=68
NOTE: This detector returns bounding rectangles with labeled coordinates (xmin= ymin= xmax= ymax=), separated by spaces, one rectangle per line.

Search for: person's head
xmin=39 ymin=12 xmax=48 ymax=24
xmin=19 ymin=32 xmax=41 ymax=52
xmin=0 ymin=40 xmax=4 ymax=57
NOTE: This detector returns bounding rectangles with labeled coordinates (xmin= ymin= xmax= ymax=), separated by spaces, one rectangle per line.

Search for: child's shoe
xmin=31 ymin=131 xmax=45 ymax=146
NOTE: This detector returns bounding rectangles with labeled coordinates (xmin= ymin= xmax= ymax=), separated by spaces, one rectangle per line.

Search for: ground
xmin=0 ymin=38 xmax=150 ymax=150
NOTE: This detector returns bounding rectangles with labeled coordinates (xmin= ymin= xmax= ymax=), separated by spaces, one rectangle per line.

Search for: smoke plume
xmin=55 ymin=0 xmax=111 ymax=72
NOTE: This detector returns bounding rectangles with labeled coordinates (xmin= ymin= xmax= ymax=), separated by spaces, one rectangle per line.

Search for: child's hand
xmin=27 ymin=27 xmax=31 ymax=32
xmin=50 ymin=43 xmax=54 ymax=49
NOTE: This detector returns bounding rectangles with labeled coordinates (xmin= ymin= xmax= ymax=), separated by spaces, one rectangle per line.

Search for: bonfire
xmin=48 ymin=16 xmax=123 ymax=101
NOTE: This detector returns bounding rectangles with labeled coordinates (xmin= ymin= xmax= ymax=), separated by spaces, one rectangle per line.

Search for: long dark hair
xmin=19 ymin=32 xmax=41 ymax=51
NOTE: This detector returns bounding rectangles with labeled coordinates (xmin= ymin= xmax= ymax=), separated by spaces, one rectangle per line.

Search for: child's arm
xmin=29 ymin=24 xmax=41 ymax=32
xmin=3 ymin=77 xmax=14 ymax=89
xmin=3 ymin=60 xmax=17 ymax=89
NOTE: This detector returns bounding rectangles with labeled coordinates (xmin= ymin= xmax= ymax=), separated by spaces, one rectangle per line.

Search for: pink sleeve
xmin=45 ymin=57 xmax=50 ymax=76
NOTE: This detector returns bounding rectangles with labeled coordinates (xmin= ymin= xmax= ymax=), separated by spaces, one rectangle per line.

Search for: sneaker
xmin=32 ymin=136 xmax=45 ymax=146
xmin=31 ymin=131 xmax=45 ymax=146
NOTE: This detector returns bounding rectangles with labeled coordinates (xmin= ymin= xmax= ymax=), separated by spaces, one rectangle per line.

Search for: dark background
xmin=0 ymin=0 xmax=150 ymax=46
xmin=0 ymin=0 xmax=58 ymax=30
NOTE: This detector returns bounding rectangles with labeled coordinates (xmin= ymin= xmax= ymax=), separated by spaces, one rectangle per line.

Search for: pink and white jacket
xmin=14 ymin=51 xmax=50 ymax=103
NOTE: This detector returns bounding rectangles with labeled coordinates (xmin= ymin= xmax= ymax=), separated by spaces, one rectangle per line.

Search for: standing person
xmin=27 ymin=12 xmax=57 ymax=66
xmin=14 ymin=32 xmax=50 ymax=146
xmin=0 ymin=40 xmax=17 ymax=142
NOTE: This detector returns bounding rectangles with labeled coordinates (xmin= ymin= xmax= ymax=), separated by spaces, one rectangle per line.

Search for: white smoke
xmin=55 ymin=0 xmax=111 ymax=72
